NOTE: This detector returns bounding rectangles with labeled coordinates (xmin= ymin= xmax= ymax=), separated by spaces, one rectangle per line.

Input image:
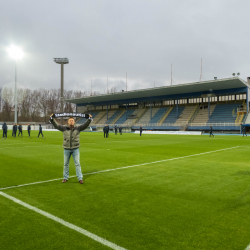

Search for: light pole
xmin=53 ymin=58 xmax=69 ymax=124
xmin=7 ymin=45 xmax=24 ymax=124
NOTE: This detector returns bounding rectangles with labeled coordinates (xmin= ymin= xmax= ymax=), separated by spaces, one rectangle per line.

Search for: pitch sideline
xmin=0 ymin=146 xmax=240 ymax=191
xmin=0 ymin=191 xmax=127 ymax=250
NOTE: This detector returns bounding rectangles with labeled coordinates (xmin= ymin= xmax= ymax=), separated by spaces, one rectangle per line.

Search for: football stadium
xmin=1 ymin=76 xmax=250 ymax=249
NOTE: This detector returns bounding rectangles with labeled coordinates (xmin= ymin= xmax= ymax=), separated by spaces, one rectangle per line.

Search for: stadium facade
xmin=66 ymin=77 xmax=250 ymax=132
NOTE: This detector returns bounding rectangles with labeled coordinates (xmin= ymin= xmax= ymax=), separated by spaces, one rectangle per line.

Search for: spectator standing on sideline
xmin=13 ymin=124 xmax=17 ymax=137
xmin=2 ymin=122 xmax=8 ymax=139
xmin=27 ymin=124 xmax=31 ymax=137
xmin=37 ymin=124 xmax=44 ymax=138
xmin=140 ymin=126 xmax=143 ymax=136
xmin=119 ymin=126 xmax=122 ymax=135
xmin=103 ymin=125 xmax=107 ymax=138
xmin=12 ymin=124 xmax=14 ymax=137
xmin=209 ymin=126 xmax=214 ymax=137
xmin=107 ymin=124 xmax=110 ymax=137
xmin=243 ymin=125 xmax=247 ymax=137
xmin=50 ymin=114 xmax=92 ymax=184
xmin=18 ymin=124 xmax=23 ymax=137
xmin=115 ymin=126 xmax=117 ymax=135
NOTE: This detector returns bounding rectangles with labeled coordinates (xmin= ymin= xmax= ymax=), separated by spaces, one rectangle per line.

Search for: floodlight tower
xmin=7 ymin=45 xmax=24 ymax=124
xmin=53 ymin=58 xmax=69 ymax=124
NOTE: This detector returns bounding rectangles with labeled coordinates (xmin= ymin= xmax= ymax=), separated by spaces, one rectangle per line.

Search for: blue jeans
xmin=63 ymin=148 xmax=83 ymax=181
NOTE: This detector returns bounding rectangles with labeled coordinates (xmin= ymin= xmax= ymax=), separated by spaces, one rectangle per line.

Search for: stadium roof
xmin=66 ymin=77 xmax=250 ymax=106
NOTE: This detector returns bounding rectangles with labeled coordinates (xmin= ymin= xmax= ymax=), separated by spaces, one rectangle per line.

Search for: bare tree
xmin=30 ymin=90 xmax=41 ymax=122
xmin=38 ymin=89 xmax=50 ymax=122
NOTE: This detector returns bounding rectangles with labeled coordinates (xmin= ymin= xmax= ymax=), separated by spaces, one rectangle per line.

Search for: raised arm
xmin=50 ymin=114 xmax=66 ymax=132
xmin=78 ymin=114 xmax=93 ymax=131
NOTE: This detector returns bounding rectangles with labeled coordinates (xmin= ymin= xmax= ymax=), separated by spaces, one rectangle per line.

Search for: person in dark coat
xmin=103 ymin=125 xmax=107 ymax=138
xmin=2 ymin=122 xmax=7 ymax=139
xmin=12 ymin=124 xmax=14 ymax=137
xmin=140 ymin=126 xmax=143 ymax=136
xmin=18 ymin=124 xmax=23 ymax=137
xmin=106 ymin=124 xmax=110 ymax=137
xmin=114 ymin=126 xmax=117 ymax=135
xmin=13 ymin=123 xmax=17 ymax=137
xmin=209 ymin=126 xmax=214 ymax=137
xmin=27 ymin=124 xmax=31 ymax=137
xmin=37 ymin=124 xmax=44 ymax=138
xmin=119 ymin=126 xmax=122 ymax=135
xmin=242 ymin=125 xmax=247 ymax=137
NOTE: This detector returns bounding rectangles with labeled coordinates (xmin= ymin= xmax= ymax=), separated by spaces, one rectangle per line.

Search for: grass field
xmin=1 ymin=131 xmax=250 ymax=250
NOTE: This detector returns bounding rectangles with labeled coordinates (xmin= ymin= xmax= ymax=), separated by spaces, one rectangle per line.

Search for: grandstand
xmin=66 ymin=77 xmax=250 ymax=132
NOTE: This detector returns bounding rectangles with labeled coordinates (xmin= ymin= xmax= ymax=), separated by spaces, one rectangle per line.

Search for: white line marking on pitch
xmin=0 ymin=145 xmax=60 ymax=150
xmin=0 ymin=146 xmax=240 ymax=191
xmin=0 ymin=191 xmax=127 ymax=250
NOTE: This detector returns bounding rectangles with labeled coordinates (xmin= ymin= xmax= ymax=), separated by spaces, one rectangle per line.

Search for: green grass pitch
xmin=0 ymin=131 xmax=250 ymax=250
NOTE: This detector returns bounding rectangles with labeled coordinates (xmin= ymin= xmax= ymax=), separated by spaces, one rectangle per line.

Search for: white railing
xmin=94 ymin=122 xmax=240 ymax=127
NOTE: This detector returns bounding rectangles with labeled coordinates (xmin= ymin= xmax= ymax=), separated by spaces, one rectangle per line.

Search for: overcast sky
xmin=1 ymin=0 xmax=250 ymax=94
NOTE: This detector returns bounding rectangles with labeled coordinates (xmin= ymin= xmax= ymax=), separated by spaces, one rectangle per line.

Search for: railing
xmin=94 ymin=122 xmax=240 ymax=127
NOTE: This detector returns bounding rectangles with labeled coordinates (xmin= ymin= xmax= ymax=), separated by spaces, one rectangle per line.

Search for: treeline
xmin=0 ymin=88 xmax=99 ymax=122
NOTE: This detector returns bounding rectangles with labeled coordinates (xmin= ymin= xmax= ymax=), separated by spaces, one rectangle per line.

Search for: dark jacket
xmin=39 ymin=125 xmax=42 ymax=132
xmin=140 ymin=127 xmax=142 ymax=132
xmin=115 ymin=126 xmax=117 ymax=132
xmin=119 ymin=127 xmax=122 ymax=132
xmin=50 ymin=117 xmax=92 ymax=149
xmin=2 ymin=123 xmax=7 ymax=132
xmin=27 ymin=125 xmax=31 ymax=131
xmin=14 ymin=125 xmax=17 ymax=132
xmin=18 ymin=125 xmax=22 ymax=131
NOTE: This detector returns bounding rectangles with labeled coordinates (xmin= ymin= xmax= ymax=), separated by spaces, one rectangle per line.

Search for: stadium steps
xmin=175 ymin=105 xmax=198 ymax=124
xmin=159 ymin=107 xmax=173 ymax=124
xmin=207 ymin=103 xmax=239 ymax=123
xmin=123 ymin=109 xmax=144 ymax=125
xmin=235 ymin=103 xmax=246 ymax=124
xmin=105 ymin=110 xmax=122 ymax=124
xmin=91 ymin=111 xmax=106 ymax=125
xmin=98 ymin=110 xmax=117 ymax=124
xmin=149 ymin=107 xmax=169 ymax=124
xmin=135 ymin=108 xmax=159 ymax=125
xmin=162 ymin=106 xmax=185 ymax=124
xmin=115 ymin=109 xmax=136 ymax=124
xmin=187 ymin=105 xmax=199 ymax=123
xmin=112 ymin=110 xmax=126 ymax=124
xmin=192 ymin=104 xmax=216 ymax=123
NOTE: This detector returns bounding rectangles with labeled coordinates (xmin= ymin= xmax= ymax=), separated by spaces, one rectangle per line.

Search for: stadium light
xmin=53 ymin=58 xmax=69 ymax=124
xmin=6 ymin=45 xmax=24 ymax=123
xmin=7 ymin=45 xmax=24 ymax=60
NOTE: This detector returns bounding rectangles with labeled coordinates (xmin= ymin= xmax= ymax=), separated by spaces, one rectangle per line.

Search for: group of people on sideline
xmin=1 ymin=123 xmax=44 ymax=139
xmin=104 ymin=125 xmax=123 ymax=137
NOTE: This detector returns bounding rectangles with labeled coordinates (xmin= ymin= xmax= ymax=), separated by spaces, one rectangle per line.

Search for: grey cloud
xmin=1 ymin=0 xmax=250 ymax=93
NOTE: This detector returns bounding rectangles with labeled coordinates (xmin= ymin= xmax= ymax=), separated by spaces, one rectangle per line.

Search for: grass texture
xmin=0 ymin=131 xmax=250 ymax=249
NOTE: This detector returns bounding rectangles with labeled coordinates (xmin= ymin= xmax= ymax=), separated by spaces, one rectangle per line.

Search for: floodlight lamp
xmin=7 ymin=45 xmax=24 ymax=60
xmin=214 ymin=77 xmax=217 ymax=80
xmin=53 ymin=58 xmax=69 ymax=64
xmin=232 ymin=73 xmax=236 ymax=76
xmin=237 ymin=72 xmax=240 ymax=76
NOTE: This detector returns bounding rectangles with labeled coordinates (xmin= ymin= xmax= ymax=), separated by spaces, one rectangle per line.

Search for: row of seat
xmin=76 ymin=102 xmax=244 ymax=126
